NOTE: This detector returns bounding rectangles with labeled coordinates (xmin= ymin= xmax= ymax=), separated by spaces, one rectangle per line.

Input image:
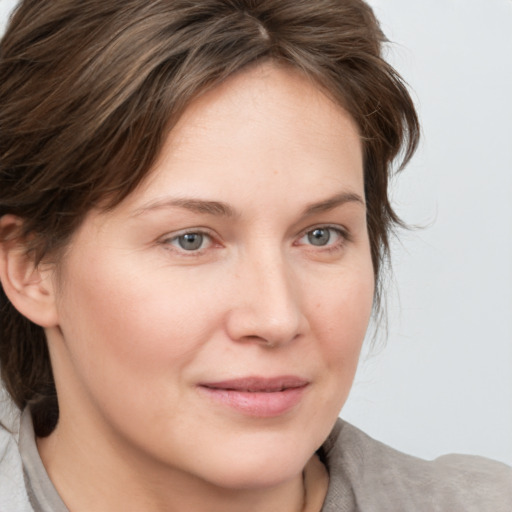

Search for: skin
xmin=30 ymin=63 xmax=375 ymax=512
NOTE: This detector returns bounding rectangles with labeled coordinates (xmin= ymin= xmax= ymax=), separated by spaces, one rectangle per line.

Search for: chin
xmin=204 ymin=456 xmax=306 ymax=491
xmin=188 ymin=428 xmax=319 ymax=490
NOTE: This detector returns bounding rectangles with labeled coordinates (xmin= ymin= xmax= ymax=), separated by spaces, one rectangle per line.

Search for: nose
xmin=225 ymin=249 xmax=307 ymax=348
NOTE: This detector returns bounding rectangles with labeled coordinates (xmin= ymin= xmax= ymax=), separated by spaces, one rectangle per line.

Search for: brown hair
xmin=0 ymin=0 xmax=419 ymax=436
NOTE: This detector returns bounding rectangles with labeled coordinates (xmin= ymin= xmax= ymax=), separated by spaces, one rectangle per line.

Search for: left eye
xmin=168 ymin=232 xmax=211 ymax=251
xmin=299 ymin=227 xmax=343 ymax=247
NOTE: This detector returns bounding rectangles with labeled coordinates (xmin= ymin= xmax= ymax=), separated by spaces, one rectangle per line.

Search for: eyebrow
xmin=132 ymin=198 xmax=237 ymax=218
xmin=133 ymin=191 xmax=364 ymax=218
xmin=302 ymin=191 xmax=365 ymax=216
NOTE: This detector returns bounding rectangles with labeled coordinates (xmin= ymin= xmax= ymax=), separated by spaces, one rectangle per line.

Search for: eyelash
xmin=295 ymin=225 xmax=350 ymax=253
xmin=160 ymin=225 xmax=350 ymax=256
xmin=160 ymin=229 xmax=216 ymax=256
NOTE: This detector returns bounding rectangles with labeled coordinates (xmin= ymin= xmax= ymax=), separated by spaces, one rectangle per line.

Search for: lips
xmin=198 ymin=376 xmax=309 ymax=417
xmin=201 ymin=376 xmax=308 ymax=392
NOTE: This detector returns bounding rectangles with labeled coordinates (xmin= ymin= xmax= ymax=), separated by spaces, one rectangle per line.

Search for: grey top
xmin=1 ymin=407 xmax=511 ymax=511
xmin=319 ymin=420 xmax=512 ymax=511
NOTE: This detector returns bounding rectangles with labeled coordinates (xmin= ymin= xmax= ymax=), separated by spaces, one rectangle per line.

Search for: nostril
xmin=262 ymin=338 xmax=277 ymax=349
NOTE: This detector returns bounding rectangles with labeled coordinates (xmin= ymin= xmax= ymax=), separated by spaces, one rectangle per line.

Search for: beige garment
xmin=319 ymin=419 xmax=512 ymax=511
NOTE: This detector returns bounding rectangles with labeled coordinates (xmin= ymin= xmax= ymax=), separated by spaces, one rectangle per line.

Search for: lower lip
xmin=198 ymin=385 xmax=307 ymax=417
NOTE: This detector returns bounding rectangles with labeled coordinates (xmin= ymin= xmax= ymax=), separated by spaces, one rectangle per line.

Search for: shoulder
xmin=0 ymin=402 xmax=33 ymax=512
xmin=321 ymin=419 xmax=512 ymax=512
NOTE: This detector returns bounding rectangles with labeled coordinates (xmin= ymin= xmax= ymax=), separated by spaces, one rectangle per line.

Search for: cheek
xmin=55 ymin=252 xmax=221 ymax=389
xmin=306 ymin=260 xmax=374 ymax=385
xmin=310 ymin=263 xmax=374 ymax=343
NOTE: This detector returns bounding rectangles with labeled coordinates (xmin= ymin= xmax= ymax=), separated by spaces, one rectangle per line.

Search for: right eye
xmin=164 ymin=231 xmax=214 ymax=253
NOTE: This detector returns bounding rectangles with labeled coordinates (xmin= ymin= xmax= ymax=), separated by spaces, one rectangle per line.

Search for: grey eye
xmin=307 ymin=228 xmax=331 ymax=246
xmin=177 ymin=233 xmax=204 ymax=251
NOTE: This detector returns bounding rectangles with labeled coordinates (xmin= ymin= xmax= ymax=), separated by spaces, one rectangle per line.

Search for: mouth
xmin=198 ymin=376 xmax=309 ymax=417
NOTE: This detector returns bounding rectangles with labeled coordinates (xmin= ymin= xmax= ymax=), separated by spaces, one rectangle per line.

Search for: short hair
xmin=0 ymin=0 xmax=419 ymax=436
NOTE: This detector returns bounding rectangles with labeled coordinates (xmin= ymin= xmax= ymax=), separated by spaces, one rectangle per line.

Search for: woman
xmin=0 ymin=1 xmax=510 ymax=511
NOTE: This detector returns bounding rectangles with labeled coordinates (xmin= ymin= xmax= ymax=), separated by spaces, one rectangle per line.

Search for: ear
xmin=0 ymin=215 xmax=59 ymax=328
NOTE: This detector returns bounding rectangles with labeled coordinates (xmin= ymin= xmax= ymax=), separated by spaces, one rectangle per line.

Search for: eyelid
xmin=159 ymin=228 xmax=220 ymax=254
xmin=294 ymin=224 xmax=350 ymax=248
xmin=158 ymin=224 xmax=350 ymax=255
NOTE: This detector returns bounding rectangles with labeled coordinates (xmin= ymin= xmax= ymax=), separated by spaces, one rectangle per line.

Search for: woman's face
xmin=46 ymin=63 xmax=374 ymax=489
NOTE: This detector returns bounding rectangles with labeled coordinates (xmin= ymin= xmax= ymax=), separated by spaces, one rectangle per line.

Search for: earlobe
xmin=0 ymin=215 xmax=59 ymax=328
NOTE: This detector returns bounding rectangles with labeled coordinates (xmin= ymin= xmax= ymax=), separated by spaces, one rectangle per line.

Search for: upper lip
xmin=199 ymin=376 xmax=309 ymax=392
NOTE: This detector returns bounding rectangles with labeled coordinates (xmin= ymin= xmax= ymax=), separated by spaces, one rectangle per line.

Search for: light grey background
xmin=343 ymin=0 xmax=512 ymax=466
xmin=1 ymin=0 xmax=511 ymax=465
xmin=0 ymin=0 xmax=15 ymax=36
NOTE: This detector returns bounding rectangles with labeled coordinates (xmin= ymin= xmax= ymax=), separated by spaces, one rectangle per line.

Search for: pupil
xmin=178 ymin=233 xmax=203 ymax=250
xmin=308 ymin=228 xmax=330 ymax=246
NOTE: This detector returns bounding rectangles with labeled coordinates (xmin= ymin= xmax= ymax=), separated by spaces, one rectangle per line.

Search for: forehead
xmin=172 ymin=63 xmax=358 ymax=144
xmin=113 ymin=62 xmax=364 ymax=218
